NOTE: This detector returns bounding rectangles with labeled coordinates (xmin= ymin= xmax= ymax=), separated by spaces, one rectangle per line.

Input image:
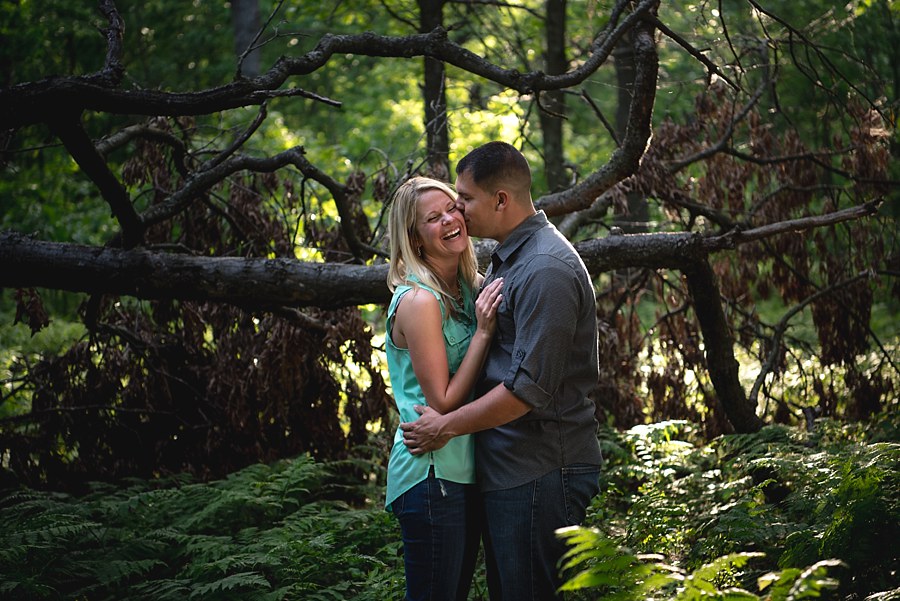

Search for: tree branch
xmin=536 ymin=3 xmax=659 ymax=216
xmin=648 ymin=13 xmax=738 ymax=90
xmin=702 ymin=199 xmax=883 ymax=250
xmin=682 ymin=257 xmax=764 ymax=433
xmin=49 ymin=116 xmax=143 ymax=248
xmin=1 ymin=0 xmax=656 ymax=130
xmin=235 ymin=0 xmax=286 ymax=79
xmin=95 ymin=123 xmax=189 ymax=177
xmin=0 ymin=231 xmax=390 ymax=309
xmin=198 ymin=102 xmax=269 ymax=173
xmin=749 ymin=271 xmax=874 ymax=409
xmin=93 ymin=0 xmax=126 ymax=86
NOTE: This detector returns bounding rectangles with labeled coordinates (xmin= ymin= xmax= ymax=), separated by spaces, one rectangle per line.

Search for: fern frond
xmin=188 ymin=571 xmax=271 ymax=597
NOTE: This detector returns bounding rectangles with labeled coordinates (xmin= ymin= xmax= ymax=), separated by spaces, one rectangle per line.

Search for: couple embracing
xmin=385 ymin=142 xmax=603 ymax=601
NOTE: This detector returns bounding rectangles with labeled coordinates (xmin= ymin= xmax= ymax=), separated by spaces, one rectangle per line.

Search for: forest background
xmin=0 ymin=0 xmax=898 ymax=599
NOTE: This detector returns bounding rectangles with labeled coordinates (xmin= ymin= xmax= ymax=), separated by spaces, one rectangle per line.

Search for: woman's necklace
xmin=441 ymin=274 xmax=463 ymax=306
xmin=454 ymin=277 xmax=466 ymax=305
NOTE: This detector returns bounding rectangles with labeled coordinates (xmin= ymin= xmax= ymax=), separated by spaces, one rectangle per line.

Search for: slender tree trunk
xmin=419 ymin=0 xmax=450 ymax=180
xmin=232 ymin=0 xmax=261 ymax=78
xmin=540 ymin=0 xmax=567 ymax=193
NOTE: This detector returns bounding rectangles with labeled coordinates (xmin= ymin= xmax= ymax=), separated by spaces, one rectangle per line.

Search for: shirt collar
xmin=492 ymin=210 xmax=548 ymax=266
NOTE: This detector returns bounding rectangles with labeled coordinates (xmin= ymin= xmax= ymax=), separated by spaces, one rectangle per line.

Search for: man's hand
xmin=400 ymin=405 xmax=453 ymax=455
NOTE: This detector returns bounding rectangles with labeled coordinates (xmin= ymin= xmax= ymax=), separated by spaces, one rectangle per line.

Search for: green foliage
xmin=579 ymin=415 xmax=900 ymax=600
xmin=1 ymin=417 xmax=896 ymax=600
xmin=0 ymin=454 xmax=405 ymax=601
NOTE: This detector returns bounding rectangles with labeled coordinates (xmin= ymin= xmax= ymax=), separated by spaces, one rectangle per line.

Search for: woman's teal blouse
xmin=384 ymin=277 xmax=476 ymax=510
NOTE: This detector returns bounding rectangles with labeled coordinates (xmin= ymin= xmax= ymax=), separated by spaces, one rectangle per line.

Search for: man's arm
xmin=400 ymin=382 xmax=531 ymax=455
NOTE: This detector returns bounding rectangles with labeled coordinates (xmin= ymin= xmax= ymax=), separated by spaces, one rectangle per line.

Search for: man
xmin=401 ymin=141 xmax=603 ymax=600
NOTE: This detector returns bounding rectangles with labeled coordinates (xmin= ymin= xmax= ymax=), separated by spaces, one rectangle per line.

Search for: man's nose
xmin=454 ymin=200 xmax=466 ymax=213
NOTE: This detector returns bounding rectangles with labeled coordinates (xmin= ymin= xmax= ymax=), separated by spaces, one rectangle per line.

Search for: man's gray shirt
xmin=475 ymin=211 xmax=603 ymax=492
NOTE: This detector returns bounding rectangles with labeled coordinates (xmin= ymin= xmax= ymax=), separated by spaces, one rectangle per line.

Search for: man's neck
xmin=494 ymin=208 xmax=537 ymax=244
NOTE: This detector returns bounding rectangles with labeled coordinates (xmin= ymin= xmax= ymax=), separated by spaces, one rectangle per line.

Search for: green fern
xmin=189 ymin=571 xmax=273 ymax=598
xmin=558 ymin=526 xmax=677 ymax=600
xmin=0 ymin=417 xmax=895 ymax=600
xmin=558 ymin=529 xmax=846 ymax=601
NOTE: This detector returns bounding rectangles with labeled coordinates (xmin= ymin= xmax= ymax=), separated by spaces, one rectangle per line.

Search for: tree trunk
xmin=419 ymin=0 xmax=450 ymax=179
xmin=232 ymin=0 xmax=262 ymax=78
xmin=5 ymin=201 xmax=872 ymax=310
xmin=1 ymin=231 xmax=716 ymax=309
xmin=539 ymin=0 xmax=567 ymax=193
xmin=0 ymin=232 xmax=391 ymax=309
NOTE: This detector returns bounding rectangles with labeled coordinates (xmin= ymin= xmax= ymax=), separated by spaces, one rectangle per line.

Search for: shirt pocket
xmin=494 ymin=297 xmax=516 ymax=349
xmin=443 ymin=320 xmax=473 ymax=372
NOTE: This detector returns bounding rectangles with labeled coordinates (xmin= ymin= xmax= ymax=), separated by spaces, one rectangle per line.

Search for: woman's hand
xmin=474 ymin=278 xmax=503 ymax=336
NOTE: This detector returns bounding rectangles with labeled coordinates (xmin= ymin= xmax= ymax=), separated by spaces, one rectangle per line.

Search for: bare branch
xmin=249 ymin=86 xmax=341 ymax=106
xmin=94 ymin=0 xmax=126 ymax=86
xmin=704 ymin=199 xmax=883 ymax=249
xmin=683 ymin=257 xmax=764 ymax=433
xmin=447 ymin=0 xmax=544 ymax=20
xmin=1 ymin=0 xmax=657 ymax=130
xmin=49 ymin=116 xmax=142 ymax=248
xmin=749 ymin=271 xmax=875 ymax=408
xmin=745 ymin=0 xmax=884 ymax=118
xmin=648 ymin=13 xmax=738 ymax=90
xmin=95 ymin=123 xmax=189 ymax=177
xmin=0 ymin=231 xmax=391 ymax=309
xmin=199 ymin=103 xmax=269 ymax=173
xmin=667 ymin=79 xmax=767 ymax=173
xmin=1 ymin=198 xmax=883 ymax=317
xmin=236 ymin=0 xmax=286 ymax=79
xmin=579 ymin=89 xmax=620 ymax=148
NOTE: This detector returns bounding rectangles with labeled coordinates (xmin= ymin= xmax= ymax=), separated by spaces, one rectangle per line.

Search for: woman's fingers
xmin=476 ymin=278 xmax=503 ymax=318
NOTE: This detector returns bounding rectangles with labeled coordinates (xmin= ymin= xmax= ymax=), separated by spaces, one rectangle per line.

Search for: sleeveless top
xmin=384 ymin=276 xmax=477 ymax=510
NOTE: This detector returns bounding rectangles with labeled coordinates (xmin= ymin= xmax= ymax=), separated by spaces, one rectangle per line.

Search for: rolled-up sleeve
xmin=503 ymin=254 xmax=581 ymax=409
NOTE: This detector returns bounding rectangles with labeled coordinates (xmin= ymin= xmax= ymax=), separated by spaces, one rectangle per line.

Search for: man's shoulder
xmin=521 ymin=229 xmax=580 ymax=269
xmin=528 ymin=221 xmax=576 ymax=250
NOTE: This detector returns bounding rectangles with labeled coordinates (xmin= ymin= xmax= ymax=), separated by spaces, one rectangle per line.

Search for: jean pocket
xmin=563 ymin=463 xmax=601 ymax=477
xmin=561 ymin=465 xmax=600 ymax=525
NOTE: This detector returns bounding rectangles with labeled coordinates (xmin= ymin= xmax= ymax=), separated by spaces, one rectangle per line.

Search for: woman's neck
xmin=430 ymin=258 xmax=460 ymax=294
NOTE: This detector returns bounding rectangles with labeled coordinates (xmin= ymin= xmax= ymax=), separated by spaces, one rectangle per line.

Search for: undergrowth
xmin=0 ymin=452 xmax=406 ymax=600
xmin=573 ymin=413 xmax=899 ymax=600
xmin=1 ymin=415 xmax=897 ymax=600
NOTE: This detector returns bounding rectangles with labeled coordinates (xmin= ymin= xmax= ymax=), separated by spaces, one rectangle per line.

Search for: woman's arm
xmin=394 ymin=279 xmax=503 ymax=414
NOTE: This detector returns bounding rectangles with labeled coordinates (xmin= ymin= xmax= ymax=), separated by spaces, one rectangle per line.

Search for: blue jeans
xmin=391 ymin=470 xmax=480 ymax=601
xmin=482 ymin=465 xmax=601 ymax=601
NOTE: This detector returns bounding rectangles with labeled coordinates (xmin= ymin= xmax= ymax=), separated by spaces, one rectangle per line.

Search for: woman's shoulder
xmin=397 ymin=284 xmax=441 ymax=312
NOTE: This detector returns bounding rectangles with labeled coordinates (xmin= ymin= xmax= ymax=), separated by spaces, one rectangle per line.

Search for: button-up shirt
xmin=475 ymin=211 xmax=603 ymax=491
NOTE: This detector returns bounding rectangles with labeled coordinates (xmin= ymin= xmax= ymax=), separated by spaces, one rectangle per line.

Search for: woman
xmin=385 ymin=176 xmax=503 ymax=601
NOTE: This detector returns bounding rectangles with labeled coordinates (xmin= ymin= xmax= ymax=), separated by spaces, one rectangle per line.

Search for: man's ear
xmin=495 ymin=190 xmax=509 ymax=210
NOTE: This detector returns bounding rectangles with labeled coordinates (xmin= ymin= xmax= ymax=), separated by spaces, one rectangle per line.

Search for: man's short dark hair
xmin=456 ymin=141 xmax=531 ymax=192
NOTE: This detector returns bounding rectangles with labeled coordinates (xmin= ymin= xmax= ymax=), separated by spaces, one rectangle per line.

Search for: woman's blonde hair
xmin=386 ymin=176 xmax=478 ymax=313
